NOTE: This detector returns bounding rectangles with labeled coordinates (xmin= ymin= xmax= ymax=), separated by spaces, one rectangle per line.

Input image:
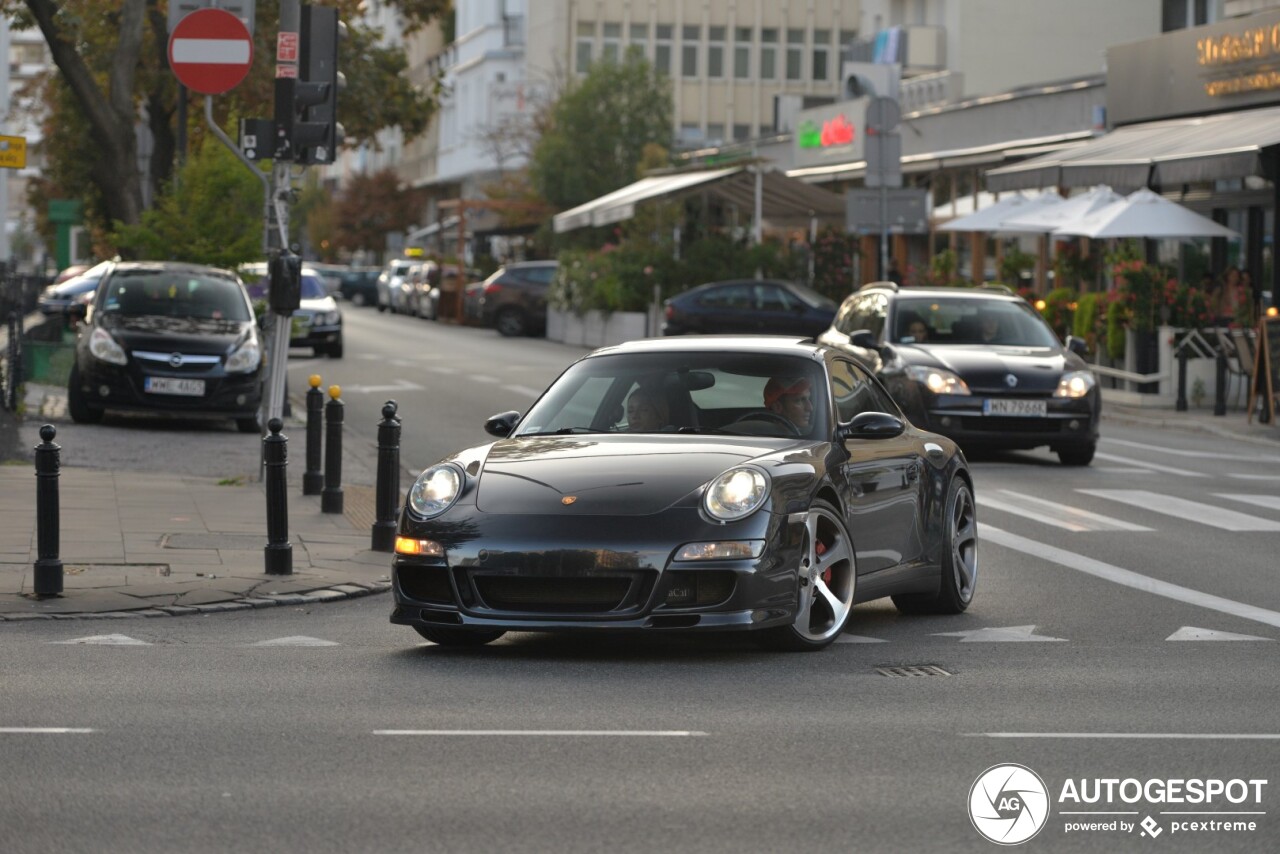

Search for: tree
xmin=6 ymin=0 xmax=448 ymax=243
xmin=331 ymin=169 xmax=424 ymax=257
xmin=529 ymin=51 xmax=673 ymax=211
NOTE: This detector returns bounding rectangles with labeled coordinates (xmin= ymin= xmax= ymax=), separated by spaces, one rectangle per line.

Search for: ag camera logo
xmin=969 ymin=764 xmax=1051 ymax=845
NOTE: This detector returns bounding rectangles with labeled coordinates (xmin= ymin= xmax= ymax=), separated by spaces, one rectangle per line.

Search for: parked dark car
xmin=37 ymin=260 xmax=113 ymax=316
xmin=478 ymin=260 xmax=560 ymax=337
xmin=817 ymin=282 xmax=1100 ymax=466
xmin=662 ymin=279 xmax=838 ymax=337
xmin=238 ymin=263 xmax=343 ymax=358
xmin=67 ymin=262 xmax=264 ymax=432
xmin=334 ymin=267 xmax=381 ymax=306
xmin=390 ymin=336 xmax=976 ymax=650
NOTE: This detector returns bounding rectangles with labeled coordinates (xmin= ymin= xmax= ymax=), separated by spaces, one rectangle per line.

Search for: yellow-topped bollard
xmin=303 ymin=374 xmax=325 ymax=496
xmin=309 ymin=374 xmax=322 ymax=389
xmin=322 ymin=384 xmax=344 ymax=513
xmin=329 ymin=384 xmax=341 ymax=399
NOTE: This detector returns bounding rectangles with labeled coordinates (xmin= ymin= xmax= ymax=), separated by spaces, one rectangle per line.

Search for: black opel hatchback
xmin=817 ymin=282 xmax=1100 ymax=465
xmin=68 ymin=262 xmax=265 ymax=432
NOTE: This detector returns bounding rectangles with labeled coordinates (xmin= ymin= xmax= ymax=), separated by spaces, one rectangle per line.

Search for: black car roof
xmin=590 ymin=335 xmax=826 ymax=359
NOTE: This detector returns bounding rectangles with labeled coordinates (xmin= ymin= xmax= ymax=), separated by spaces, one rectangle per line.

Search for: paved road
xmin=1 ymin=307 xmax=1276 ymax=853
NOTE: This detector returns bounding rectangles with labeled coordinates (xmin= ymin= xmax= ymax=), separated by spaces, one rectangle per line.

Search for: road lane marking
xmin=372 ymin=730 xmax=707 ymax=737
xmin=979 ymin=490 xmax=1152 ymax=532
xmin=835 ymin=634 xmax=886 ymax=643
xmin=981 ymin=523 xmax=1280 ymax=629
xmin=934 ymin=625 xmax=1067 ymax=642
xmin=965 ymin=733 xmax=1280 ymax=740
xmin=502 ymin=385 xmax=541 ymax=397
xmin=0 ymin=727 xmax=95 ymax=734
xmin=250 ymin=636 xmax=339 ymax=647
xmin=1077 ymin=490 xmax=1280 ymax=531
xmin=1215 ymin=493 xmax=1280 ymax=512
xmin=427 ymin=366 xmax=458 ymax=374
xmin=1095 ymin=467 xmax=1156 ymax=475
xmin=1093 ymin=452 xmax=1206 ymax=478
xmin=1166 ymin=626 xmax=1272 ymax=641
xmin=1102 ymin=437 xmax=1280 ymax=463
xmin=470 ymin=375 xmax=500 ymax=384
xmin=1228 ymin=474 xmax=1280 ymax=481
xmin=339 ymin=380 xmax=424 ymax=394
xmin=51 ymin=634 xmax=150 ymax=645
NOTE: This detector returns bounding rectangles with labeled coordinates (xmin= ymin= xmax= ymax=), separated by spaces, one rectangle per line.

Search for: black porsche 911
xmin=817 ymin=283 xmax=1100 ymax=466
xmin=391 ymin=337 xmax=977 ymax=651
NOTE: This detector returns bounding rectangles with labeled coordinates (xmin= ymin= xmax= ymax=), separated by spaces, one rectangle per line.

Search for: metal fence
xmin=1 ymin=270 xmax=54 ymax=412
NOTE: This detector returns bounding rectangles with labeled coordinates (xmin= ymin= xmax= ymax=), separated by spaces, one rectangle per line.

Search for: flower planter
xmin=546 ymin=308 xmax=648 ymax=348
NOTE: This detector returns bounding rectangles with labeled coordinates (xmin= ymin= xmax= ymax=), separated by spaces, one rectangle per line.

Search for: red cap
xmin=763 ymin=377 xmax=810 ymax=408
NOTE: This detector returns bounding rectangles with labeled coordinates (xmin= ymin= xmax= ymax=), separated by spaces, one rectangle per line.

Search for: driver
xmin=763 ymin=376 xmax=814 ymax=431
xmin=625 ymin=386 xmax=669 ymax=432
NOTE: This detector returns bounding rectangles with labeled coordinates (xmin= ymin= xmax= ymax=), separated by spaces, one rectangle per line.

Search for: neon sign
xmin=798 ymin=114 xmax=856 ymax=149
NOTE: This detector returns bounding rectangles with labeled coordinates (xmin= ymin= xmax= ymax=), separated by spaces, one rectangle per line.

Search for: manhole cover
xmin=875 ymin=665 xmax=952 ymax=678
xmin=163 ymin=533 xmax=264 ymax=550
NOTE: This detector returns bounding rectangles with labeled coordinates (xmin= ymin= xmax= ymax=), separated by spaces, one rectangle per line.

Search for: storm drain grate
xmin=875 ymin=665 xmax=952 ymax=678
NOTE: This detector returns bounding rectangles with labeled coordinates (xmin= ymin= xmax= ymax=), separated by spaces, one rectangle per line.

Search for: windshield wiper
xmin=519 ymin=427 xmax=601 ymax=436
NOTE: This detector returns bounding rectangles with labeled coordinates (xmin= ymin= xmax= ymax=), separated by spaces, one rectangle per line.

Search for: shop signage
xmin=794 ymin=97 xmax=867 ymax=169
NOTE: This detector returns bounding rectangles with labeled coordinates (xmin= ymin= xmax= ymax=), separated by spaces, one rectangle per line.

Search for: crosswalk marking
xmin=1092 ymin=452 xmax=1206 ymax=478
xmin=0 ymin=727 xmax=95 ymax=734
xmin=250 ymin=636 xmax=339 ymax=647
xmin=1166 ymin=626 xmax=1272 ymax=641
xmin=1102 ymin=437 xmax=1280 ymax=463
xmin=1215 ymin=493 xmax=1280 ymax=512
xmin=933 ymin=624 xmax=1067 ymax=642
xmin=978 ymin=490 xmax=1152 ymax=532
xmin=1228 ymin=474 xmax=1280 ymax=481
xmin=1077 ymin=490 xmax=1280 ymax=531
xmin=502 ymin=384 xmax=541 ymax=397
xmin=52 ymin=634 xmax=149 ymax=646
xmin=835 ymin=634 xmax=886 ymax=643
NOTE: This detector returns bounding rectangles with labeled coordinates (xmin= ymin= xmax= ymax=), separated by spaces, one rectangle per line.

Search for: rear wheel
xmin=350 ymin=292 xmax=366 ymax=307
xmin=67 ymin=365 xmax=103 ymax=424
xmin=893 ymin=477 xmax=977 ymax=615
xmin=495 ymin=307 xmax=527 ymax=337
xmin=327 ymin=339 xmax=344 ymax=359
xmin=1057 ymin=442 xmax=1095 ymax=466
xmin=758 ymin=499 xmax=856 ymax=652
xmin=413 ymin=625 xmax=506 ymax=647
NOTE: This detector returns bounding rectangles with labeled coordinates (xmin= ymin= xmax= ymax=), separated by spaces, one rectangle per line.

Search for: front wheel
xmin=1057 ymin=442 xmax=1095 ymax=466
xmin=758 ymin=499 xmax=856 ymax=651
xmin=67 ymin=365 xmax=103 ymax=424
xmin=893 ymin=476 xmax=977 ymax=615
xmin=413 ymin=625 xmax=506 ymax=647
xmin=495 ymin=307 xmax=527 ymax=337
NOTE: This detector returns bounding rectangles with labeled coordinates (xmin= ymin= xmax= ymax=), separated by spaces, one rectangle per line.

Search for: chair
xmin=1223 ymin=328 xmax=1256 ymax=410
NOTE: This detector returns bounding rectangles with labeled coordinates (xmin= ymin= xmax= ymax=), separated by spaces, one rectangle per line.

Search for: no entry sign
xmin=168 ymin=8 xmax=253 ymax=95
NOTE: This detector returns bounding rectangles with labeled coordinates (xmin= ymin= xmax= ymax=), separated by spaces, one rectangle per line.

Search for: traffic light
xmin=293 ymin=4 xmax=342 ymax=164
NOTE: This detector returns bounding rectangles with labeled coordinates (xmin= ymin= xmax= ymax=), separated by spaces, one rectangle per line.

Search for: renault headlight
xmin=225 ymin=334 xmax=261 ymax=373
xmin=703 ymin=467 xmax=770 ymax=523
xmin=88 ymin=327 xmax=127 ymax=365
xmin=906 ymin=365 xmax=971 ymax=396
xmin=1055 ymin=370 xmax=1096 ymax=398
xmin=407 ymin=464 xmax=464 ymax=519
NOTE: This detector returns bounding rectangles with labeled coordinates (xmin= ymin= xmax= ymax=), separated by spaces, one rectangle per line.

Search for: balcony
xmin=899 ymin=70 xmax=964 ymax=112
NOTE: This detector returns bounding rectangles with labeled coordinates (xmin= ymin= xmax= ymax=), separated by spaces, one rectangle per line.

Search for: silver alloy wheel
xmin=950 ymin=484 xmax=978 ymax=603
xmin=793 ymin=505 xmax=856 ymax=643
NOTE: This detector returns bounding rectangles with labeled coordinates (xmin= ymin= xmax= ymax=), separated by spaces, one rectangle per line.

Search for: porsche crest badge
xmin=561 ymin=496 xmax=577 ymax=505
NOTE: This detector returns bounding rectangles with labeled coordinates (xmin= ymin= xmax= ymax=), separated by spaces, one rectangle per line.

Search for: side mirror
xmin=1065 ymin=334 xmax=1088 ymax=358
xmin=484 ymin=410 xmax=521 ymax=438
xmin=67 ymin=303 xmax=88 ymax=321
xmin=836 ymin=411 xmax=905 ymax=441
xmin=849 ymin=329 xmax=880 ymax=351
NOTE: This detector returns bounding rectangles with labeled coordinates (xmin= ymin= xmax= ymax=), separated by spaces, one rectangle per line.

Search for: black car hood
xmin=897 ymin=344 xmax=1071 ymax=393
xmin=475 ymin=434 xmax=785 ymax=516
xmin=100 ymin=314 xmax=250 ymax=355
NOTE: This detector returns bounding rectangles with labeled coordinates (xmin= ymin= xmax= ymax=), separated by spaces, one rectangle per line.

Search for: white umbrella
xmin=1054 ymin=188 xmax=1239 ymax=239
xmin=936 ymin=190 xmax=1063 ymax=232
xmin=1000 ymin=185 xmax=1124 ymax=233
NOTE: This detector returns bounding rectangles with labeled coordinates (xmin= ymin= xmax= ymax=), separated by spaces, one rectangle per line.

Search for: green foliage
xmin=331 ymin=169 xmax=425 ymax=258
xmin=1051 ymin=241 xmax=1097 ymax=290
xmin=1113 ymin=260 xmax=1171 ymax=333
xmin=1106 ymin=299 xmax=1128 ymax=361
xmin=1073 ymin=292 xmax=1099 ymax=345
xmin=112 ymin=141 xmax=263 ymax=267
xmin=810 ymin=227 xmax=859 ymax=301
xmin=530 ymin=51 xmax=673 ymax=211
xmin=1163 ymin=280 xmax=1213 ymax=330
xmin=999 ymin=247 xmax=1037 ymax=287
xmin=1041 ymin=287 xmax=1077 ymax=339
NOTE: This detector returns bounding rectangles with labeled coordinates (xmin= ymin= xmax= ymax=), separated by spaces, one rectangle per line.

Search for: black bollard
xmin=371 ymin=400 xmax=401 ymax=552
xmin=321 ymin=385 xmax=344 ymax=514
xmin=1175 ymin=346 xmax=1188 ymax=412
xmin=33 ymin=424 xmax=63 ymax=597
xmin=1213 ymin=349 xmax=1227 ymax=416
xmin=263 ymin=418 xmax=292 ymax=575
xmin=303 ymin=373 xmax=324 ymax=495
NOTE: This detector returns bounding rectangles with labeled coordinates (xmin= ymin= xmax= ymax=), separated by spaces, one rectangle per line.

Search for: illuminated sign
xmin=1197 ymin=21 xmax=1280 ymax=96
xmin=794 ymin=98 xmax=867 ymax=168
xmin=798 ymin=115 xmax=856 ymax=149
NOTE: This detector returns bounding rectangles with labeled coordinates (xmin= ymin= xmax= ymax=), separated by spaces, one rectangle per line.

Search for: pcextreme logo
xmin=969 ymin=764 xmax=1051 ymax=845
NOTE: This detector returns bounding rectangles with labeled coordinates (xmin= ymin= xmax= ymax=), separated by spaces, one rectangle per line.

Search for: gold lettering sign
xmin=1197 ymin=23 xmax=1280 ymax=66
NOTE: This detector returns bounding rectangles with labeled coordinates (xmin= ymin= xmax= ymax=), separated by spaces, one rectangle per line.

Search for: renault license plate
xmin=984 ymin=398 xmax=1046 ymax=417
xmin=145 ymin=377 xmax=205 ymax=397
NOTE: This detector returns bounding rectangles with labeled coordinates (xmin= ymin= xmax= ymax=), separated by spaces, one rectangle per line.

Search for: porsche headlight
xmin=703 ymin=467 xmax=770 ymax=522
xmin=906 ymin=365 xmax=971 ymax=396
xmin=407 ymin=464 xmax=463 ymax=518
xmin=225 ymin=334 xmax=261 ymax=373
xmin=1055 ymin=370 xmax=1096 ymax=398
xmin=89 ymin=327 xmax=127 ymax=365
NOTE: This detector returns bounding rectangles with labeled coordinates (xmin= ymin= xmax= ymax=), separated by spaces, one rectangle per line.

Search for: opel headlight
xmin=703 ymin=467 xmax=770 ymax=523
xmin=225 ymin=334 xmax=261 ymax=373
xmin=906 ymin=365 xmax=971 ymax=396
xmin=323 ymin=310 xmax=341 ymax=325
xmin=1055 ymin=370 xmax=1096 ymax=398
xmin=89 ymin=327 xmax=127 ymax=365
xmin=407 ymin=464 xmax=464 ymax=519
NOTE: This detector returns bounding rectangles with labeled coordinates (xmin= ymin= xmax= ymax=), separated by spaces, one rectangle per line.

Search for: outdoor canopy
xmin=935 ymin=190 xmax=1062 ymax=232
xmin=998 ymin=185 xmax=1125 ymax=233
xmin=552 ymin=166 xmax=845 ymax=234
xmin=984 ymin=103 xmax=1280 ymax=192
xmin=1052 ymin=188 xmax=1240 ymax=239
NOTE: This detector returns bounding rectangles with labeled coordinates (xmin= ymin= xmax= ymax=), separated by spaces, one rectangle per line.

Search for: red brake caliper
xmin=816 ymin=540 xmax=832 ymax=584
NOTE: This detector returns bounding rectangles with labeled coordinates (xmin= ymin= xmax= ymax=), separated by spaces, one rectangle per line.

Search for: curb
xmin=0 ymin=580 xmax=392 ymax=622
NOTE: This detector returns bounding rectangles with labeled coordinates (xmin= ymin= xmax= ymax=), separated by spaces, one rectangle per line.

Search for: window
xmin=707 ymin=26 xmax=725 ymax=78
xmin=786 ymin=28 xmax=804 ymax=81
xmin=760 ymin=28 xmax=778 ymax=80
xmin=575 ymin=21 xmax=594 ymax=73
xmin=812 ymin=29 xmax=830 ymax=82
xmin=655 ymin=24 xmax=673 ymax=75
xmin=602 ymin=22 xmax=621 ymax=63
xmin=679 ymin=123 xmax=703 ymax=145
xmin=734 ymin=27 xmax=752 ymax=79
xmin=697 ymin=283 xmax=752 ymax=309
xmin=682 ymin=25 xmax=700 ymax=77
xmin=830 ymin=361 xmax=899 ymax=422
xmin=839 ymin=29 xmax=857 ymax=50
xmin=756 ymin=284 xmax=798 ymax=312
xmin=834 ymin=293 xmax=887 ymax=338
xmin=706 ymin=123 xmax=725 ymax=144
xmin=629 ymin=22 xmax=649 ymax=47
xmin=733 ymin=123 xmax=751 ymax=141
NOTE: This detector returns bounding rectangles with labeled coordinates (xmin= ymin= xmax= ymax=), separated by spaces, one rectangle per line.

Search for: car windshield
xmin=515 ymin=351 xmax=829 ymax=439
xmin=99 ymin=270 xmax=251 ymax=322
xmin=892 ymin=297 xmax=1061 ymax=347
xmin=300 ymin=275 xmax=327 ymax=299
xmin=789 ymin=281 xmax=838 ymax=310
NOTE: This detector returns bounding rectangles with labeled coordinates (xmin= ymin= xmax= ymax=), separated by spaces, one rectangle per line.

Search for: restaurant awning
xmin=551 ymin=167 xmax=845 ymax=233
xmin=985 ymin=103 xmax=1280 ymax=192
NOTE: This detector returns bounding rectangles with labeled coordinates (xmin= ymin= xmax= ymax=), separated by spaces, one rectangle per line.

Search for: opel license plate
xmin=983 ymin=398 xmax=1046 ymax=417
xmin=144 ymin=377 xmax=205 ymax=397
